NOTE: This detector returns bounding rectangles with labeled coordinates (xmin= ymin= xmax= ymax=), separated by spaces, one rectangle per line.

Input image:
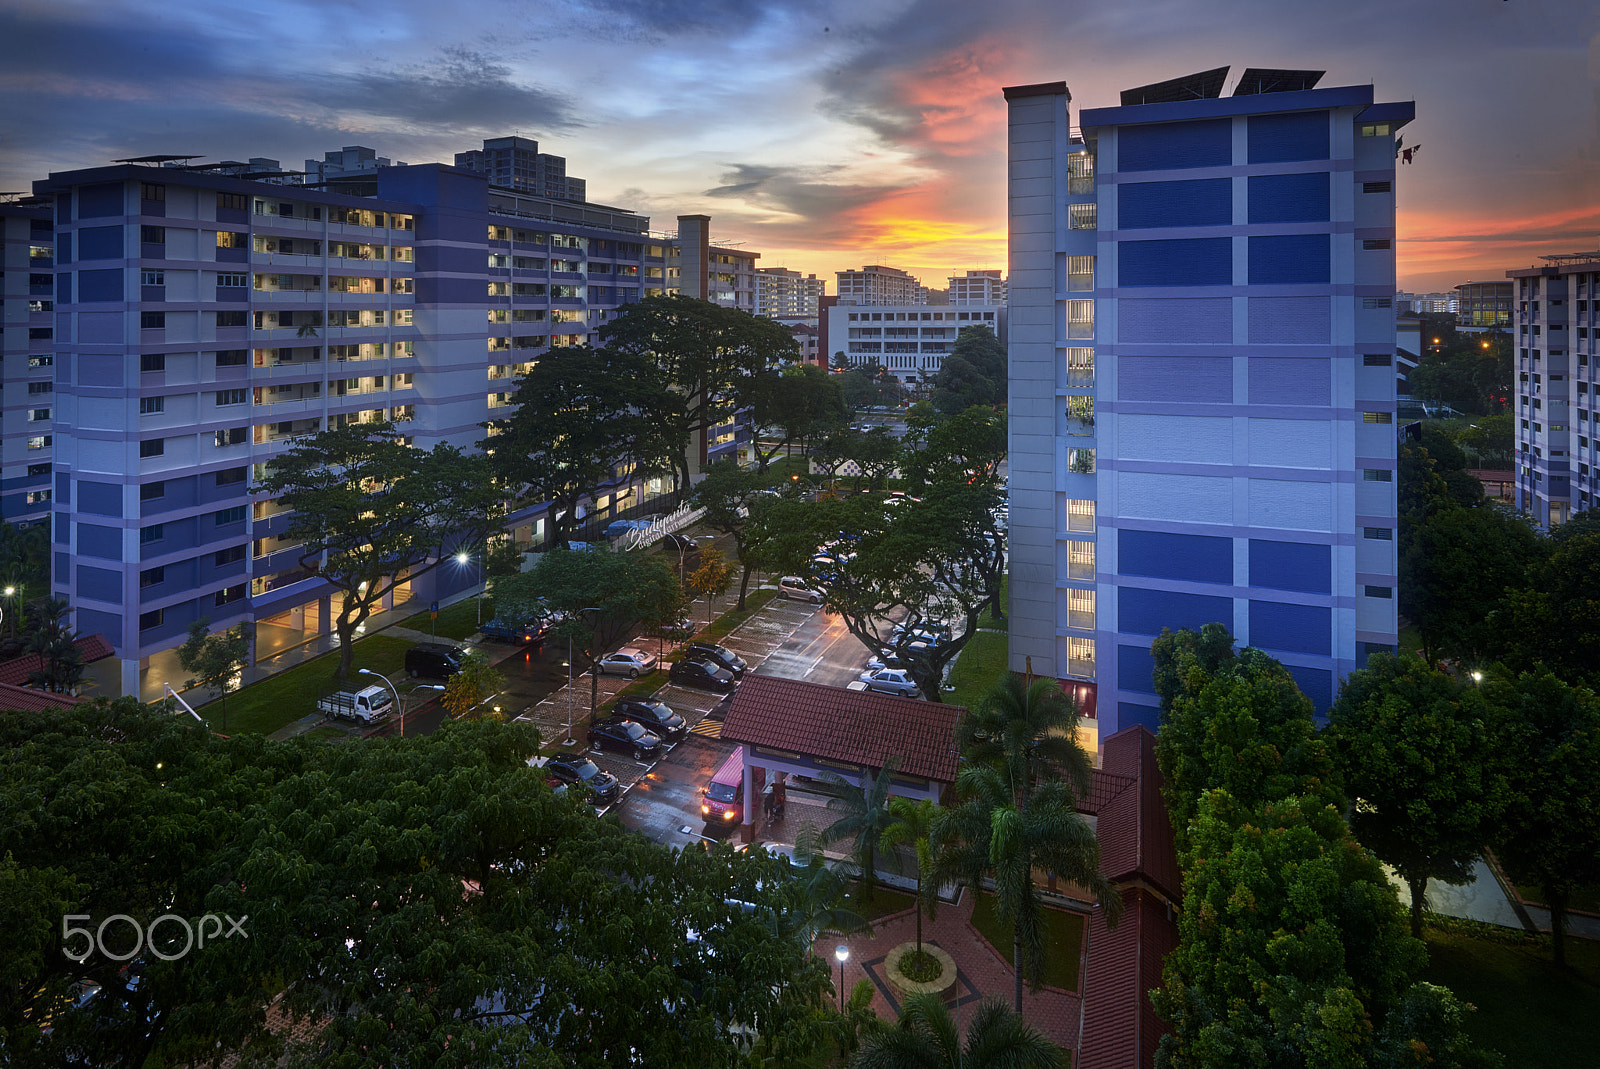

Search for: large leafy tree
xmin=746 ymin=362 xmax=847 ymax=469
xmin=691 ymin=459 xmax=773 ymax=609
xmin=852 ymin=993 xmax=1066 ymax=1069
xmin=1493 ymin=530 xmax=1600 ymax=690
xmin=1484 ymin=669 xmax=1600 ymax=967
xmin=482 ymin=345 xmax=678 ymax=548
xmin=176 ymin=616 xmax=251 ymax=724
xmin=929 ymin=324 xmax=1007 ymax=415
xmin=599 ymin=295 xmax=797 ymax=486
xmin=1327 ymin=651 xmax=1506 ymax=937
xmin=253 ymin=420 xmax=503 ymax=681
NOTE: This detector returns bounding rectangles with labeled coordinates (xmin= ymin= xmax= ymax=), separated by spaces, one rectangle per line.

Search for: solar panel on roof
xmin=1120 ymin=67 xmax=1229 ymax=106
xmin=1232 ymin=68 xmax=1326 ymax=95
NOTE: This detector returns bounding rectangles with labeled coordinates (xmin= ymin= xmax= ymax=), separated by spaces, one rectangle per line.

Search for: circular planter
xmin=885 ymin=941 xmax=957 ymax=1000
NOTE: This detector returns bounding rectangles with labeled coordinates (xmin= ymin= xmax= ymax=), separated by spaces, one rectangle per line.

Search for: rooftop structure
xmin=835 ymin=264 xmax=922 ymax=306
xmin=454 ymin=136 xmax=587 ymax=203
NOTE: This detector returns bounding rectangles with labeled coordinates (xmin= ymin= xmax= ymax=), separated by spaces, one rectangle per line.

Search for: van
xmin=701 ymin=747 xmax=748 ymax=825
xmin=405 ymin=642 xmax=466 ymax=679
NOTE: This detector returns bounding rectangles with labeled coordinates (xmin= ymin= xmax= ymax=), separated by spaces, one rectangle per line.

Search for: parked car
xmin=588 ymin=716 xmax=664 ymax=760
xmin=406 ymin=642 xmax=466 ymax=679
xmin=857 ymin=667 xmax=921 ymax=697
xmin=480 ymin=617 xmax=548 ymax=646
xmin=866 ymin=641 xmax=932 ymax=673
xmin=890 ymin=623 xmax=949 ymax=648
xmin=684 ymin=640 xmax=747 ymax=679
xmin=596 ymin=647 xmax=658 ymax=678
xmin=669 ymin=658 xmax=737 ymax=693
xmin=778 ymin=576 xmax=824 ymax=603
xmin=542 ymin=752 xmax=622 ymax=806
xmin=613 ymin=697 xmax=687 ymax=742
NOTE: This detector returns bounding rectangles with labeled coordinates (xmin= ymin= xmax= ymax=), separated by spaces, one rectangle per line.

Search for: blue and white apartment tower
xmin=1004 ymin=69 xmax=1411 ymax=736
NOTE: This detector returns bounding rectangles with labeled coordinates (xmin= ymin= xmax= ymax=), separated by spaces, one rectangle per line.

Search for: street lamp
xmin=565 ymin=606 xmax=602 ymax=745
xmin=455 ymin=550 xmax=485 ymax=626
xmin=359 ymin=668 xmax=441 ymax=738
xmin=834 ymin=944 xmax=850 ymax=1011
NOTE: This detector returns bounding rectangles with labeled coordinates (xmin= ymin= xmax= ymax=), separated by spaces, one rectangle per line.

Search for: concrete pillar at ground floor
xmin=318 ymin=595 xmax=332 ymax=636
xmin=119 ymin=656 xmax=140 ymax=700
xmin=742 ymin=758 xmax=760 ymax=844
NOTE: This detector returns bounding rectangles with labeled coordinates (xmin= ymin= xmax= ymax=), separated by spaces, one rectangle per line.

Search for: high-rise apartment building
xmin=1455 ymin=280 xmax=1513 ymax=332
xmin=454 ymin=137 xmax=587 ymax=203
xmin=642 ymin=216 xmax=759 ymax=315
xmin=1509 ymin=248 xmax=1600 ymax=525
xmin=1 ymin=198 xmax=58 ymax=530
xmin=34 ymin=156 xmax=670 ymax=698
xmin=1006 ymin=68 xmax=1410 ymax=734
xmin=948 ymin=270 xmax=1007 ymax=306
xmin=835 ymin=264 xmax=921 ymax=306
xmin=755 ymin=267 xmax=826 ymax=320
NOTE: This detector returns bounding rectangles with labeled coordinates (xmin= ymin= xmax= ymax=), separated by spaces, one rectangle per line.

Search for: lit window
xmin=1362 ymin=411 xmax=1393 ymax=424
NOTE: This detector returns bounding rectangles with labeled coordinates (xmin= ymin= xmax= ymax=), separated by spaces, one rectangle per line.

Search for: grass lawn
xmin=399 ymin=597 xmax=487 ymax=641
xmin=848 ymin=882 xmax=918 ymax=924
xmin=700 ymin=588 xmax=777 ymax=642
xmin=1398 ymin=622 xmax=1424 ymax=655
xmin=1422 ymin=917 xmax=1600 ymax=1066
xmin=201 ymin=634 xmax=417 ymax=736
xmin=969 ymin=891 xmax=1085 ymax=992
xmin=946 ymin=629 xmax=1009 ymax=711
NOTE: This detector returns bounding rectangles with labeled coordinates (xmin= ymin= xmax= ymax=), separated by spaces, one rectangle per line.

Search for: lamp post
xmin=358 ymin=668 xmax=441 ymax=738
xmin=455 ymin=550 xmax=484 ymax=626
xmin=834 ymin=944 xmax=850 ymax=1011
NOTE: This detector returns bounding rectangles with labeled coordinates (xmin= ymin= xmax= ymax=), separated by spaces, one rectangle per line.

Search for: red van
xmin=702 ymin=748 xmax=748 ymax=825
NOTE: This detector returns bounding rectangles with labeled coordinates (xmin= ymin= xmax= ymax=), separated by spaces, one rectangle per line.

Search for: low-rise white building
xmin=825 ymin=302 xmax=1004 ymax=383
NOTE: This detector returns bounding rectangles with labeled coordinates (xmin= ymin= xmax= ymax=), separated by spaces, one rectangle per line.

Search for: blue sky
xmin=3 ymin=0 xmax=1596 ymax=291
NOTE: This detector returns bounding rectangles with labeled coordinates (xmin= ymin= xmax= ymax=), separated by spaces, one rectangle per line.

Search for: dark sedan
xmin=668 ymin=658 xmax=737 ymax=693
xmin=542 ymin=752 xmax=622 ymax=806
xmin=683 ymin=641 xmax=747 ymax=680
xmin=587 ymin=716 xmax=664 ymax=761
xmin=612 ymin=697 xmax=687 ymax=742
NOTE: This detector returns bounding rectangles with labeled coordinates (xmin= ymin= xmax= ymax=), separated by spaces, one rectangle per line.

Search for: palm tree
xmin=879 ymin=796 xmax=936 ymax=957
xmin=852 ymin=992 xmax=1065 ymax=1069
xmin=959 ymin=673 xmax=1093 ymax=806
xmin=815 ymin=758 xmax=901 ymax=900
xmin=927 ymin=765 xmax=1119 ymax=1012
xmin=765 ymin=845 xmax=872 ymax=946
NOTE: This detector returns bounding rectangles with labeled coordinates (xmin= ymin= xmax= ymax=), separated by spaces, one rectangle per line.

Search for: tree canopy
xmin=929 ymin=326 xmax=1006 ymax=415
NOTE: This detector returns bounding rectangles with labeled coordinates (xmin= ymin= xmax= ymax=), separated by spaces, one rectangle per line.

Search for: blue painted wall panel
xmin=77 ymin=523 xmax=122 ymax=560
xmin=1248 ymin=234 xmax=1330 ymax=285
xmin=77 ymin=269 xmax=122 ymax=303
xmin=76 ymin=608 xmax=122 ymax=643
xmin=1288 ymin=664 xmax=1333 ymax=716
xmin=1119 ymin=586 xmax=1233 ymax=636
xmin=1247 ymin=111 xmax=1329 ymax=163
xmin=1118 ymin=298 xmax=1234 ymax=343
xmin=1118 ymin=356 xmax=1233 ymax=402
xmin=1249 ymin=600 xmax=1331 ymax=656
xmin=1119 ymin=529 xmax=1233 ymax=583
xmin=1118 ymin=119 xmax=1232 ymax=171
xmin=431 ymin=277 xmax=488 ymax=304
xmin=76 ymin=565 xmax=122 ymax=603
xmin=1118 ymin=179 xmax=1231 ymax=229
xmin=1117 ymin=702 xmax=1163 ymax=732
xmin=56 ymin=232 xmax=71 ymax=263
xmin=1119 ymin=238 xmax=1232 ymax=287
xmin=1247 ymin=173 xmax=1330 ymax=223
xmin=57 ymin=273 xmax=72 ymax=304
xmin=77 ymin=226 xmax=123 ymax=261
xmin=1117 ymin=644 xmax=1158 ymax=694
xmin=78 ymin=481 xmax=122 ymax=517
xmin=77 ymin=183 xmax=123 ymax=218
xmin=1248 ymin=539 xmax=1331 ymax=594
xmin=1249 ymin=357 xmax=1330 ymax=405
xmin=1248 ymin=296 xmax=1330 ymax=344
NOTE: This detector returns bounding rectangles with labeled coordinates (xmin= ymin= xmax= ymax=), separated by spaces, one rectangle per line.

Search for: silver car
xmin=857 ymin=667 xmax=920 ymax=697
xmin=596 ymin=647 xmax=658 ymax=678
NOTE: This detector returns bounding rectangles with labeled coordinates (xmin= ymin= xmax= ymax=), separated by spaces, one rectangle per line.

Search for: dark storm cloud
xmin=704 ymin=164 xmax=907 ymax=218
xmin=316 ymin=46 xmax=577 ymax=131
xmin=563 ymin=0 xmax=787 ymax=36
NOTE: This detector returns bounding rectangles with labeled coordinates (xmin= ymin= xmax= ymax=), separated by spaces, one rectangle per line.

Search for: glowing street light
xmin=834 ymin=944 xmax=850 ymax=1011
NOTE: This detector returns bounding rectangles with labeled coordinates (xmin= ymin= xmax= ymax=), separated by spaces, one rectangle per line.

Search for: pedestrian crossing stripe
xmin=690 ymin=719 xmax=722 ymax=738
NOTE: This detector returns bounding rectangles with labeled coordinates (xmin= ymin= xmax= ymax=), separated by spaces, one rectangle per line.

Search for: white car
xmin=778 ymin=576 xmax=824 ymax=603
xmin=857 ymin=667 xmax=920 ymax=697
xmin=596 ymin=648 xmax=658 ymax=678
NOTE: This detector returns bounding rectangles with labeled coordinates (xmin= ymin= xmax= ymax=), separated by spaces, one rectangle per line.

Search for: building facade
xmin=1455 ymin=280 xmax=1513 ymax=332
xmin=826 ymin=303 xmax=1003 ymax=383
xmin=754 ymin=267 xmax=825 ymax=320
xmin=834 ymin=264 xmax=922 ymax=306
xmin=1 ymin=199 xmax=58 ymax=530
xmin=1509 ymin=249 xmax=1600 ymax=525
xmin=948 ymin=269 xmax=1007 ymax=306
xmin=1006 ymin=69 xmax=1409 ymax=735
xmin=454 ymin=137 xmax=587 ymax=203
xmin=34 ymin=158 xmax=672 ymax=699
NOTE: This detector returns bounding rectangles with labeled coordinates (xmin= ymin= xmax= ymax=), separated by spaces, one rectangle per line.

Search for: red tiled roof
xmin=0 ymin=681 xmax=85 ymax=712
xmin=1091 ymin=726 xmax=1181 ymax=903
xmin=76 ymin=633 xmax=116 ymax=663
xmin=0 ymin=634 xmax=117 ymax=687
xmin=720 ymin=674 xmax=962 ymax=783
xmin=1078 ymin=888 xmax=1178 ymax=1069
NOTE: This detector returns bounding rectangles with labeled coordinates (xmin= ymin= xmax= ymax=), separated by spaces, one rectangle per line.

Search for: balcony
xmin=255 ymin=418 xmax=322 ymax=445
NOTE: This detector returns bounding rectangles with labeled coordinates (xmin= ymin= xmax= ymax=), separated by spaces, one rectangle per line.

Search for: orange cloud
xmin=887 ymin=40 xmax=1014 ymax=157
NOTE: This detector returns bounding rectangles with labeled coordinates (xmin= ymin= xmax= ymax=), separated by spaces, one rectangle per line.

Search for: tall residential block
xmin=1509 ymin=247 xmax=1600 ymax=525
xmin=948 ymin=269 xmax=1007 ymax=306
xmin=454 ymin=137 xmax=587 ymax=203
xmin=755 ymin=267 xmax=826 ymax=320
xmin=835 ymin=264 xmax=922 ymax=306
xmin=1005 ymin=69 xmax=1411 ymax=735
xmin=1 ymin=198 xmax=58 ymax=529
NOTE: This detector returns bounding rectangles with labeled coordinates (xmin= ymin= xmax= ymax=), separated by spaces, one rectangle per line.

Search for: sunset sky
xmin=3 ymin=0 xmax=1597 ymax=294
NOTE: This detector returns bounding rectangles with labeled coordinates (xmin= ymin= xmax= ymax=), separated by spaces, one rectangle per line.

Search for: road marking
xmin=691 ymin=719 xmax=723 ymax=738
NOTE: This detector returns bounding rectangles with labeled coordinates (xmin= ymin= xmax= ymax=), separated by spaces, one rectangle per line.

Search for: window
xmin=1361 ymin=297 xmax=1392 ymax=309
xmin=1364 ymin=585 xmax=1394 ymax=598
xmin=141 ymin=269 xmax=165 ymax=286
xmin=139 ymin=438 xmax=164 ymax=458
xmin=28 ymin=354 xmax=53 ymax=368
xmin=214 ymin=585 xmax=246 ymax=607
xmin=140 ymin=567 xmax=165 ymax=588
xmin=1363 ymin=527 xmax=1393 ymax=540
xmin=216 ymin=389 xmax=247 ymax=406
xmin=217 ymin=192 xmax=248 ymax=211
xmin=138 ymin=609 xmax=164 ymax=631
xmin=28 ymin=409 xmax=51 ymax=422
xmin=215 ymin=310 xmax=247 ymax=327
xmin=27 ymin=463 xmax=50 ymax=477
xmin=1066 ymin=255 xmax=1095 ymax=292
xmin=216 ymin=230 xmax=247 ymax=248
xmin=141 ymin=182 xmax=165 ymax=202
xmin=1359 ymin=123 xmax=1392 ymax=137
xmin=141 ymin=225 xmax=165 ymax=244
xmin=26 ymin=436 xmax=50 ymax=450
xmin=215 ymin=505 xmax=246 ymax=525
xmin=141 ymin=311 xmax=166 ymax=329
xmin=1363 ymin=354 xmax=1392 ymax=366
xmin=1362 ymin=468 xmax=1393 ymax=482
xmin=141 ymin=353 xmax=166 ymax=372
xmin=217 ymin=272 xmax=248 ymax=287
xmin=139 ymin=524 xmax=164 ymax=544
xmin=140 ymin=396 xmax=165 ymax=415
xmin=28 ymin=328 xmax=51 ymax=340
xmin=25 ymin=490 xmax=51 ymax=506
xmin=215 ymin=427 xmax=247 ymax=447
xmin=140 ymin=481 xmax=165 ymax=500
xmin=215 ymin=467 xmax=246 ymax=486
xmin=1067 ymin=203 xmax=1098 ymax=230
xmin=215 ymin=545 xmax=246 ymax=566
xmin=1362 ymin=411 xmax=1393 ymax=425
xmin=1362 ymin=239 xmax=1391 ymax=251
xmin=216 ymin=349 xmax=247 ymax=366
xmin=1362 ymin=181 xmax=1392 ymax=193
xmin=27 ymin=382 xmax=53 ymax=395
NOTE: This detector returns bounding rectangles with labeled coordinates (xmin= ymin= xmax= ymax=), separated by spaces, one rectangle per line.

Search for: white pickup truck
xmin=316 ymin=685 xmax=393 ymax=723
